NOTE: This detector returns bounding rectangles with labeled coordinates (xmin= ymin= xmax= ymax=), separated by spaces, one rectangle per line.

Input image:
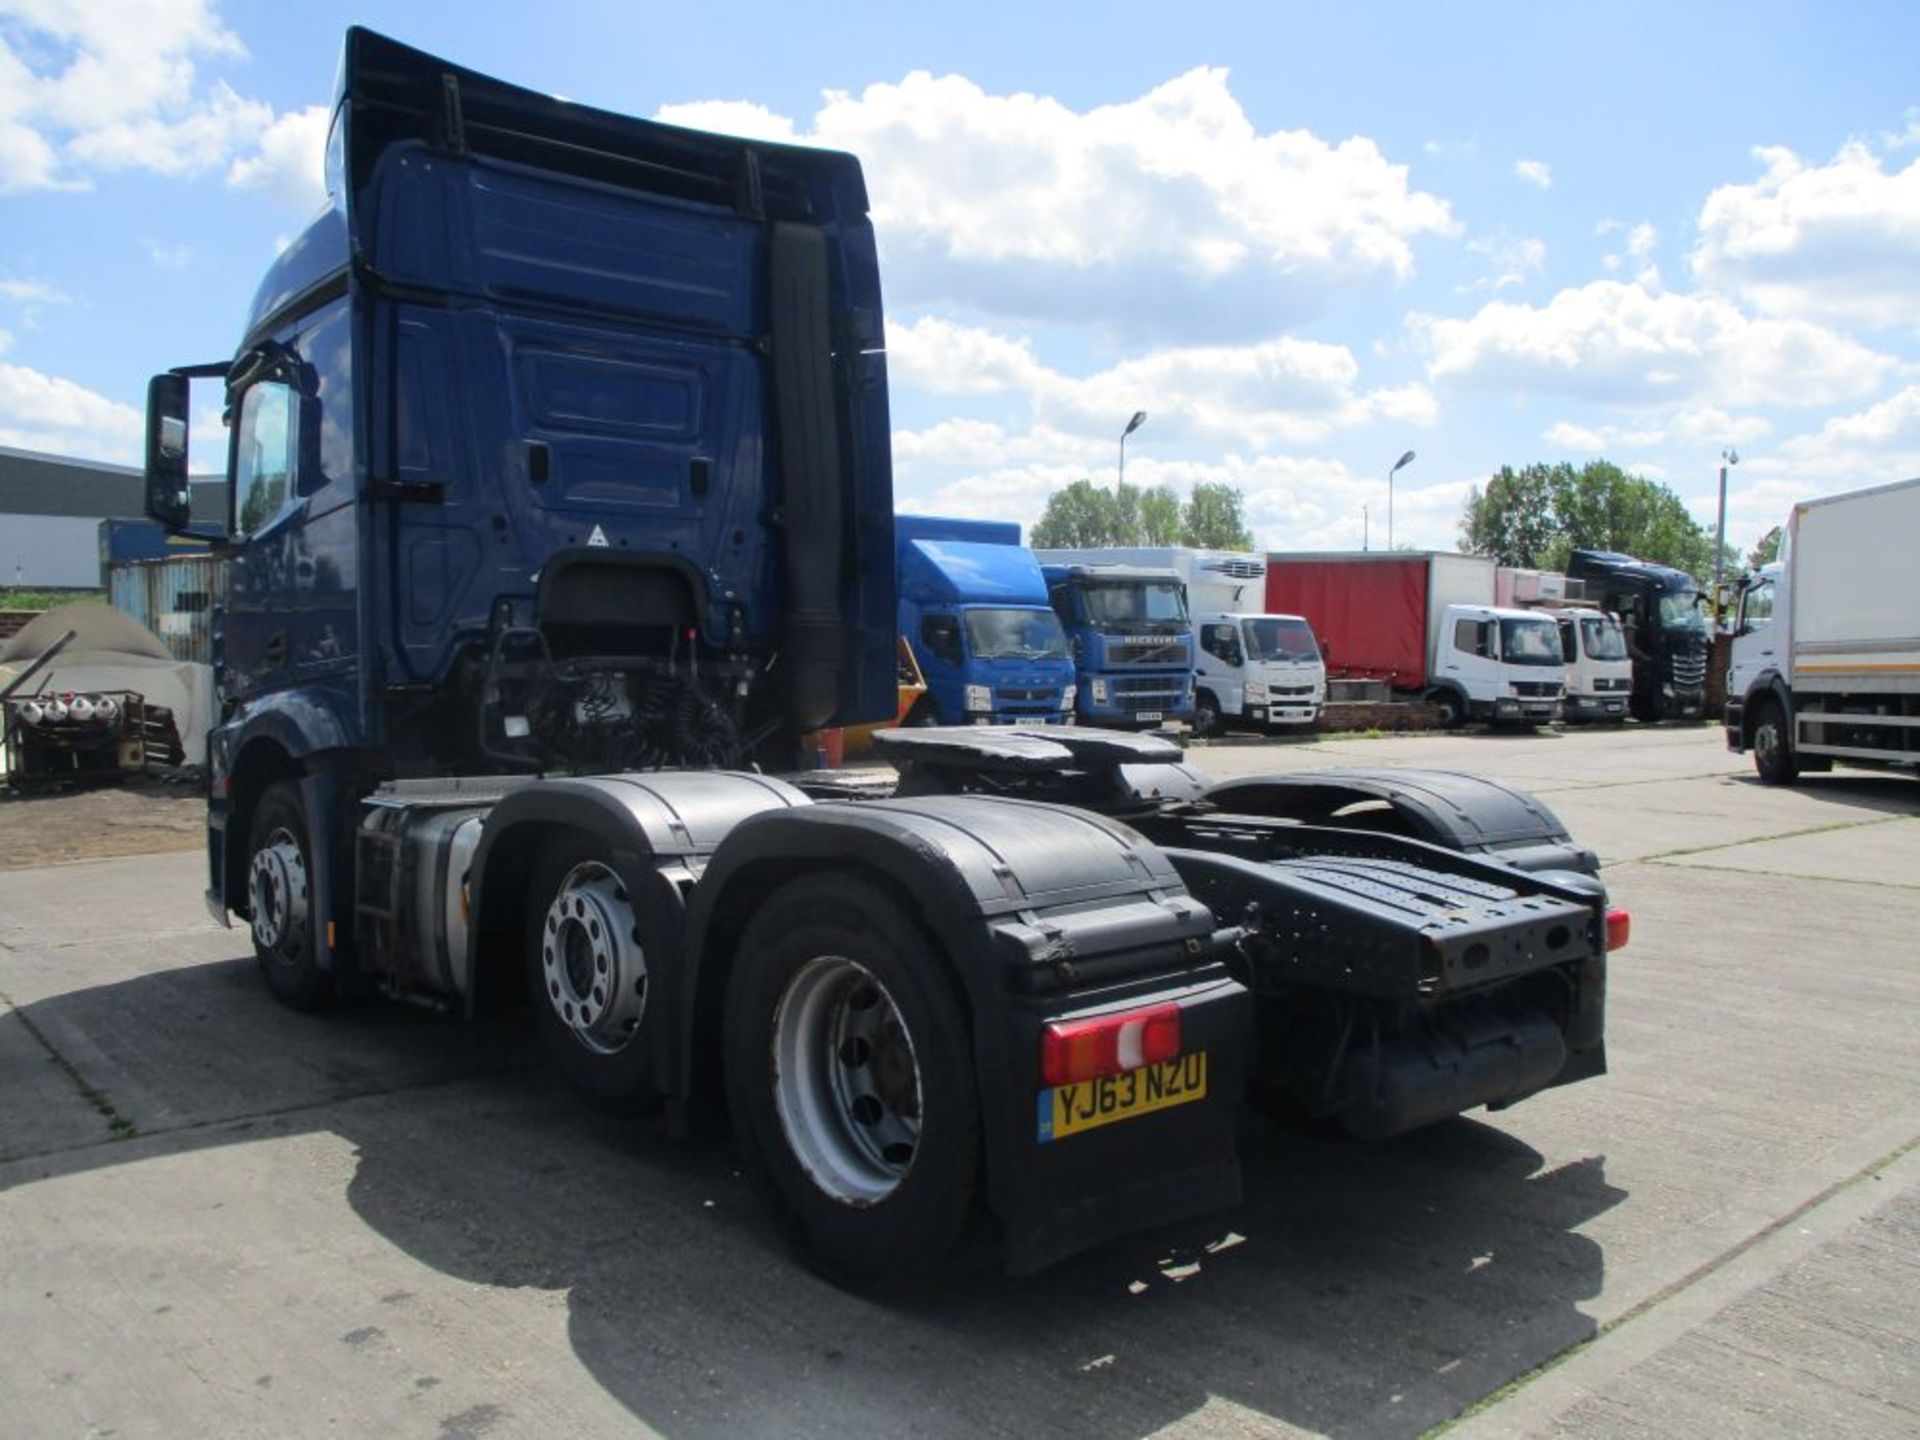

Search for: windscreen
xmin=1243 ymin=617 xmax=1319 ymax=661
xmin=1659 ymin=589 xmax=1709 ymax=633
xmin=1580 ymin=614 xmax=1628 ymax=660
xmin=963 ymin=607 xmax=1069 ymax=660
xmin=1080 ymin=581 xmax=1188 ymax=627
xmin=1499 ymin=617 xmax=1565 ymax=666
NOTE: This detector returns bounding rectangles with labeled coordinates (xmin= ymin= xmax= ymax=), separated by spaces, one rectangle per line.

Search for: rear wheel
xmin=525 ymin=834 xmax=661 ymax=1115
xmin=1751 ymin=699 xmax=1800 ymax=786
xmin=725 ymin=873 xmax=983 ymax=1289
xmin=246 ymin=781 xmax=332 ymax=1011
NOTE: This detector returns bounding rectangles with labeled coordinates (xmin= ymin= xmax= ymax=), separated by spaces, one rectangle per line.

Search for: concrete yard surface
xmin=1 ymin=725 xmax=1916 ymax=1438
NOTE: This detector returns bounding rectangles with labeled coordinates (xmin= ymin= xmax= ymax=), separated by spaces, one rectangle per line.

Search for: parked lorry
xmin=1057 ymin=547 xmax=1323 ymax=736
xmin=1267 ymin=552 xmax=1565 ymax=726
xmin=1497 ymin=569 xmax=1632 ymax=723
xmin=1565 ymin=550 xmax=1710 ymax=721
xmin=1033 ymin=554 xmax=1196 ymax=729
xmin=1726 ymin=476 xmax=1920 ymax=783
xmin=895 ymin=516 xmax=1075 ymax=726
xmin=139 ymin=29 xmax=1623 ymax=1287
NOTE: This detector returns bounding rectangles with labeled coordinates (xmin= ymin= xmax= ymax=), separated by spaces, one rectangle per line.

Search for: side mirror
xmin=144 ymin=373 xmax=192 ymax=532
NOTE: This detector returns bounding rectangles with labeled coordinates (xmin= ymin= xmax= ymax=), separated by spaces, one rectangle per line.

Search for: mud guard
xmin=685 ymin=793 xmax=1251 ymax=1275
xmin=1203 ymin=767 xmax=1599 ymax=875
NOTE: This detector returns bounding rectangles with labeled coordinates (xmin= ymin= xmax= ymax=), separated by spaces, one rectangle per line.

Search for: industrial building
xmin=0 ymin=446 xmax=225 ymax=591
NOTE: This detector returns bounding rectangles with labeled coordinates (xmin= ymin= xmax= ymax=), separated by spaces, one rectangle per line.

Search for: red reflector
xmin=1605 ymin=907 xmax=1630 ymax=952
xmin=1040 ymin=1003 xmax=1182 ymax=1087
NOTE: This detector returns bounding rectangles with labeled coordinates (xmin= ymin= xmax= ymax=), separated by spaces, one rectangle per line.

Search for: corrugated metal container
xmin=97 ymin=518 xmax=214 ymax=580
xmin=109 ymin=553 xmax=228 ymax=666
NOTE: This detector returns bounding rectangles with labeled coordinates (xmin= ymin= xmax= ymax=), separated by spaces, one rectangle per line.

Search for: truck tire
xmin=525 ymin=834 xmax=662 ymax=1115
xmin=1751 ymin=698 xmax=1800 ymax=786
xmin=903 ymin=697 xmax=940 ymax=727
xmin=1192 ymin=690 xmax=1223 ymax=738
xmin=1427 ymin=688 xmax=1464 ymax=729
xmin=724 ymin=873 xmax=983 ymax=1289
xmin=245 ymin=781 xmax=333 ymax=1011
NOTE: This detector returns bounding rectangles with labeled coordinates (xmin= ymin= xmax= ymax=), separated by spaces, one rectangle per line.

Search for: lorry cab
xmin=894 ymin=516 xmax=1076 ymax=727
xmin=1195 ymin=612 xmax=1325 ymax=734
xmin=1567 ymin=550 xmax=1710 ymax=720
xmin=1546 ymin=607 xmax=1632 ymax=723
xmin=1723 ymin=561 xmax=1783 ymax=752
xmin=1433 ymin=604 xmax=1565 ymax=726
xmin=1036 ymin=561 xmax=1196 ymax=730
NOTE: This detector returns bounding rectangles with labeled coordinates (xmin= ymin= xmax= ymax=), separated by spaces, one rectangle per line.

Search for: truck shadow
xmin=1728 ymin=771 xmax=1920 ymax=812
xmin=4 ymin=960 xmax=1624 ymax=1440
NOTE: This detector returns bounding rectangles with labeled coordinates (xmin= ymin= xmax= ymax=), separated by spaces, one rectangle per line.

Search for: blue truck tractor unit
xmin=895 ymin=515 xmax=1075 ymax=727
xmin=1035 ymin=556 xmax=1196 ymax=729
xmin=140 ymin=29 xmax=1623 ymax=1289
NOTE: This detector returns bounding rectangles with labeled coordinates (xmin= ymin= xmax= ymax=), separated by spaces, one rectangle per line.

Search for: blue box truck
xmin=895 ymin=515 xmax=1075 ymax=726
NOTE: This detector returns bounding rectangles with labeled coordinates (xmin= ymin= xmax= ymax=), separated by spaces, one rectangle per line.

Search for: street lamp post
xmin=1117 ymin=411 xmax=1147 ymax=494
xmin=1363 ymin=503 xmax=1369 ymax=552
xmin=1714 ymin=447 xmax=1738 ymax=619
xmin=1387 ymin=450 xmax=1415 ymax=550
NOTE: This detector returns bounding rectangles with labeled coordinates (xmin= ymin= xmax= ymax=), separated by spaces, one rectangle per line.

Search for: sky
xmin=3 ymin=0 xmax=1918 ymax=560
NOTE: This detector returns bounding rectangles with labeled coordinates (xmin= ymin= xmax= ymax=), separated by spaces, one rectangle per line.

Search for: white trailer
xmin=1064 ymin=547 xmax=1326 ymax=734
xmin=1727 ymin=476 xmax=1920 ymax=782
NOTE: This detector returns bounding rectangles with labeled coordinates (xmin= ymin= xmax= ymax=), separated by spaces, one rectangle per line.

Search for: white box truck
xmin=1268 ymin=552 xmax=1565 ymax=727
xmin=1497 ymin=569 xmax=1633 ymax=723
xmin=1052 ymin=548 xmax=1326 ymax=735
xmin=1726 ymin=476 xmax=1920 ymax=782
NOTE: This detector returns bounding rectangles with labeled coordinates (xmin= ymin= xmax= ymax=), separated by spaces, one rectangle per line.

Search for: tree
xmin=1029 ymin=480 xmax=1253 ymax=549
xmin=1182 ymin=482 xmax=1254 ymax=549
xmin=1747 ymin=526 xmax=1782 ymax=570
xmin=1459 ymin=459 xmax=1719 ymax=579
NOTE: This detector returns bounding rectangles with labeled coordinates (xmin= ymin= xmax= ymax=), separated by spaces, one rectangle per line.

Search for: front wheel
xmin=1751 ymin=699 xmax=1800 ymax=786
xmin=1192 ymin=691 xmax=1222 ymax=738
xmin=525 ymin=835 xmax=662 ymax=1115
xmin=1428 ymin=688 xmax=1464 ymax=729
xmin=725 ymin=873 xmax=983 ymax=1289
xmin=246 ymin=780 xmax=333 ymax=1011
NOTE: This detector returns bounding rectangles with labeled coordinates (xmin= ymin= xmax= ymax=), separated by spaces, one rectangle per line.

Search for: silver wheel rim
xmin=771 ymin=956 xmax=922 ymax=1206
xmin=248 ymin=827 xmax=309 ymax=955
xmin=540 ymin=861 xmax=648 ymax=1056
xmin=1756 ymin=718 xmax=1783 ymax=770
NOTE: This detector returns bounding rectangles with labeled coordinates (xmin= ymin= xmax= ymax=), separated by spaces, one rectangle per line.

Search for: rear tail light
xmin=1040 ymin=1003 xmax=1181 ymax=1087
xmin=1605 ymin=907 xmax=1630 ymax=952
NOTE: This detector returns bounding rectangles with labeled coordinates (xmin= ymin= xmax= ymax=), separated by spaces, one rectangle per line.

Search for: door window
xmin=232 ymin=382 xmax=298 ymax=536
xmin=1452 ymin=617 xmax=1492 ymax=658
xmin=1740 ymin=581 xmax=1774 ymax=629
xmin=920 ymin=613 xmax=963 ymax=665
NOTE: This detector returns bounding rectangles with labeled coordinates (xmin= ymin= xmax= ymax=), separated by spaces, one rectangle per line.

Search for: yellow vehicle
xmin=838 ymin=636 xmax=928 ymax=759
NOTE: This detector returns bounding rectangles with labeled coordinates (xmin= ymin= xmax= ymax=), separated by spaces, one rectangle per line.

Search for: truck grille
xmin=1272 ymin=685 xmax=1319 ymax=698
xmin=1592 ymin=677 xmax=1629 ymax=692
xmin=1512 ymin=681 xmax=1562 ymax=697
xmin=1672 ymin=656 xmax=1706 ymax=686
xmin=1107 ymin=639 xmax=1190 ymax=665
xmin=1112 ymin=676 xmax=1183 ymax=699
xmin=996 ymin=688 xmax=1055 ymax=703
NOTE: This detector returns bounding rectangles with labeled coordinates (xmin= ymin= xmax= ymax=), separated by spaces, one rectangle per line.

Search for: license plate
xmin=1036 ymin=1052 xmax=1208 ymax=1143
xmin=1135 ymin=711 xmax=1162 ymax=724
xmin=1604 ymin=701 xmax=1623 ymax=714
xmin=1250 ymin=707 xmax=1267 ymax=720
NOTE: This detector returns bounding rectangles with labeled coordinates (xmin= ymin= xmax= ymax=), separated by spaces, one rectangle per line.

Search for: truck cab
xmin=1036 ymin=561 xmax=1195 ymax=730
xmin=895 ymin=516 xmax=1075 ymax=726
xmin=1432 ymin=604 xmax=1565 ymax=726
xmin=1567 ymin=550 xmax=1710 ymax=720
xmin=1195 ymin=612 xmax=1325 ymax=734
xmin=1547 ymin=607 xmax=1632 ymax=722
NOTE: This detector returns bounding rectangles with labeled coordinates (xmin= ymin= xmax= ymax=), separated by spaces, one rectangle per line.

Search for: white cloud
xmin=0 ymin=360 xmax=143 ymax=461
xmin=1690 ymin=141 xmax=1920 ymax=329
xmin=144 ymin=239 xmax=194 ymax=270
xmin=1543 ymin=407 xmax=1771 ymax=455
xmin=1464 ymin=232 xmax=1545 ymax=291
xmin=1626 ymin=222 xmax=1657 ymax=260
xmin=1515 ymin=158 xmax=1552 ymax=189
xmin=0 ymin=0 xmax=316 ymax=197
xmin=1412 ymin=278 xmax=1896 ymax=409
xmin=663 ymin=68 xmax=1455 ymax=336
xmin=888 ymin=315 xmax=1436 ymax=451
xmin=225 ymin=102 xmax=329 ymax=210
xmin=0 ymin=276 xmax=64 ymax=304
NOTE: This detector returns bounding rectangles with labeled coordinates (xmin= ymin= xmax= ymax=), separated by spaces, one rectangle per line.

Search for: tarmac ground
xmin=2 ymin=724 xmax=1915 ymax=1438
